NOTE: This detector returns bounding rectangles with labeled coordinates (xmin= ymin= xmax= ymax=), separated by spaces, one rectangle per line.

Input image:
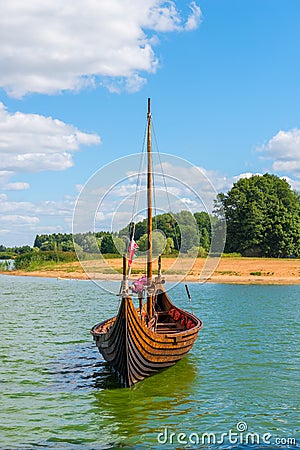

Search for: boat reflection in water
xmin=90 ymin=355 xmax=199 ymax=448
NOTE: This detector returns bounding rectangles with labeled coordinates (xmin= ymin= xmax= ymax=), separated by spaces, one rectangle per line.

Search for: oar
xmin=184 ymin=283 xmax=193 ymax=314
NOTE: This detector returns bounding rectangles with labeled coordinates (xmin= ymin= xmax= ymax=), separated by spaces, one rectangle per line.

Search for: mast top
xmin=147 ymin=98 xmax=151 ymax=117
xmin=146 ymin=97 xmax=153 ymax=304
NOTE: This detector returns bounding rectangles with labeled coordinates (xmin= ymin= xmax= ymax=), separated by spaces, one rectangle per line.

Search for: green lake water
xmin=0 ymin=275 xmax=299 ymax=449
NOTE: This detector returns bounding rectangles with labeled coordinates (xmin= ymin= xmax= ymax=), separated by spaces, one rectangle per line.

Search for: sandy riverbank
xmin=1 ymin=257 xmax=300 ymax=284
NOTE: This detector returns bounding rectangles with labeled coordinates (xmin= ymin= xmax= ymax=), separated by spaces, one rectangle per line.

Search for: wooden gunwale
xmin=92 ymin=296 xmax=201 ymax=348
xmin=91 ymin=294 xmax=202 ymax=383
xmin=126 ymin=301 xmax=200 ymax=359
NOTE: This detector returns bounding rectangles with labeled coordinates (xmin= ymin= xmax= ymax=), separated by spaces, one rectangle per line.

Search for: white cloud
xmin=230 ymin=171 xmax=300 ymax=193
xmin=0 ymin=171 xmax=15 ymax=186
xmin=145 ymin=2 xmax=183 ymax=31
xmin=232 ymin=172 xmax=263 ymax=183
xmin=157 ymin=161 xmax=228 ymax=194
xmin=102 ymin=74 xmax=148 ymax=94
xmin=125 ymin=74 xmax=148 ymax=94
xmin=184 ymin=2 xmax=203 ymax=31
xmin=273 ymin=160 xmax=300 ymax=173
xmin=0 ymin=103 xmax=100 ymax=178
xmin=280 ymin=175 xmax=300 ymax=191
xmin=181 ymin=197 xmax=198 ymax=206
xmin=262 ymin=129 xmax=300 ymax=159
xmin=95 ymin=211 xmax=106 ymax=222
xmin=259 ymin=128 xmax=300 ymax=178
xmin=3 ymin=182 xmax=30 ymax=191
xmin=0 ymin=1 xmax=202 ymax=97
xmin=0 ymin=193 xmax=76 ymax=246
xmin=1 ymin=215 xmax=39 ymax=224
xmin=145 ymin=1 xmax=202 ymax=32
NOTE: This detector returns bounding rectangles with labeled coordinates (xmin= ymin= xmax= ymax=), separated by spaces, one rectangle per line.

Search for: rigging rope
xmin=127 ymin=120 xmax=148 ymax=279
xmin=152 ymin=120 xmax=180 ymax=252
xmin=130 ymin=121 xmax=147 ymax=241
xmin=128 ymin=114 xmax=181 ymax=278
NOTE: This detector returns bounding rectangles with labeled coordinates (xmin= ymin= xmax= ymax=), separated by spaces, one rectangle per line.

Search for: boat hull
xmin=91 ymin=290 xmax=202 ymax=387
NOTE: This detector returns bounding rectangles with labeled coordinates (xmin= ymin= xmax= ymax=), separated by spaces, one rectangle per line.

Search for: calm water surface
xmin=0 ymin=275 xmax=299 ymax=449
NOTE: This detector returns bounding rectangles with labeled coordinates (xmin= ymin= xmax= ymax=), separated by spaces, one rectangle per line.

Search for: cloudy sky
xmin=1 ymin=0 xmax=300 ymax=246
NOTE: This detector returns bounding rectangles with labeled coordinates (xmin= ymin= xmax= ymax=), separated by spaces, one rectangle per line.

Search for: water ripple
xmin=0 ymin=276 xmax=299 ymax=449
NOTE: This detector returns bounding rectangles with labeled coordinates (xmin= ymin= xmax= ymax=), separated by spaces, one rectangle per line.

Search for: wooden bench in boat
xmin=156 ymin=328 xmax=185 ymax=334
xmin=156 ymin=322 xmax=177 ymax=328
xmin=156 ymin=322 xmax=185 ymax=333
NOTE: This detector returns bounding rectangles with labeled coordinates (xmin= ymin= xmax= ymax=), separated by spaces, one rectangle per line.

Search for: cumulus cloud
xmin=0 ymin=103 xmax=100 ymax=181
xmin=231 ymin=171 xmax=300 ymax=193
xmin=259 ymin=128 xmax=300 ymax=179
xmin=1 ymin=215 xmax=39 ymax=224
xmin=0 ymin=171 xmax=14 ymax=184
xmin=181 ymin=197 xmax=198 ymax=206
xmin=232 ymin=172 xmax=263 ymax=183
xmin=146 ymin=1 xmax=202 ymax=32
xmin=0 ymin=194 xmax=76 ymax=246
xmin=184 ymin=2 xmax=203 ymax=31
xmin=0 ymin=170 xmax=30 ymax=191
xmin=3 ymin=182 xmax=30 ymax=191
xmin=157 ymin=161 xmax=228 ymax=195
xmin=280 ymin=175 xmax=300 ymax=192
xmin=0 ymin=1 xmax=202 ymax=97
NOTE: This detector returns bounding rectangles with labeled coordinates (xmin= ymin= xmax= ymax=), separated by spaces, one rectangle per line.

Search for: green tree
xmin=81 ymin=233 xmax=99 ymax=253
xmin=136 ymin=233 xmax=148 ymax=252
xmin=137 ymin=231 xmax=169 ymax=257
xmin=174 ymin=211 xmax=199 ymax=253
xmin=194 ymin=211 xmax=211 ymax=250
xmin=179 ymin=225 xmax=199 ymax=253
xmin=15 ymin=245 xmax=33 ymax=254
xmin=152 ymin=231 xmax=167 ymax=256
xmin=100 ymin=234 xmax=116 ymax=254
xmin=113 ymin=237 xmax=126 ymax=255
xmin=119 ymin=213 xmax=177 ymax=244
xmin=164 ymin=237 xmax=175 ymax=254
xmin=216 ymin=173 xmax=300 ymax=257
xmin=61 ymin=240 xmax=75 ymax=252
xmin=40 ymin=240 xmax=56 ymax=251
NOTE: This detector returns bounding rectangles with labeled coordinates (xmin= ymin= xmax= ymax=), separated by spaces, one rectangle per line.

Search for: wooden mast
xmin=147 ymin=98 xmax=153 ymax=318
xmin=91 ymin=98 xmax=203 ymax=388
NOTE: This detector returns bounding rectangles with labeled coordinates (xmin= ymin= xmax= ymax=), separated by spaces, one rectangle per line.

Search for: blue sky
xmin=1 ymin=0 xmax=300 ymax=246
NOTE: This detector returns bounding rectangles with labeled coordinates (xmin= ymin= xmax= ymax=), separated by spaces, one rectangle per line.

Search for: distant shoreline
xmin=1 ymin=257 xmax=300 ymax=285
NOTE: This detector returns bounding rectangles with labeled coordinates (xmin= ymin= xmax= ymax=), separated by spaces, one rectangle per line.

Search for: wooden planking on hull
xmin=92 ymin=290 xmax=202 ymax=387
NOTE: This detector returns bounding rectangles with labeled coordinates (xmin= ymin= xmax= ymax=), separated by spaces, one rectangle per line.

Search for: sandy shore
xmin=1 ymin=257 xmax=300 ymax=284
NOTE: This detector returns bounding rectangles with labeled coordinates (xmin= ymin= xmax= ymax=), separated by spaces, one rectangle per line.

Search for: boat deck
xmin=155 ymin=311 xmax=185 ymax=333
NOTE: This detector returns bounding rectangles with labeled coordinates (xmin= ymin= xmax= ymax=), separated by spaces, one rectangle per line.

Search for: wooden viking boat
xmin=91 ymin=99 xmax=203 ymax=387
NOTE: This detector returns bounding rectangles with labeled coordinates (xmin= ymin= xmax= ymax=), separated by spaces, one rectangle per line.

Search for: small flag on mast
xmin=128 ymin=240 xmax=139 ymax=267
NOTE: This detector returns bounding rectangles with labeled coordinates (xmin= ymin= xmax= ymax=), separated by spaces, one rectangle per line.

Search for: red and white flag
xmin=128 ymin=240 xmax=139 ymax=267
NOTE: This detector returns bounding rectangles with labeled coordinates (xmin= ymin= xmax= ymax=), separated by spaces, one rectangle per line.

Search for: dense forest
xmin=33 ymin=211 xmax=211 ymax=256
xmin=215 ymin=173 xmax=300 ymax=257
xmin=1 ymin=173 xmax=299 ymax=269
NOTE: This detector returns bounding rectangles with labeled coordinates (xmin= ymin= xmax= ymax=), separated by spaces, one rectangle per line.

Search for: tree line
xmin=32 ymin=210 xmax=212 ymax=257
xmin=3 ymin=211 xmax=212 ymax=269
xmin=1 ymin=173 xmax=300 ymax=267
